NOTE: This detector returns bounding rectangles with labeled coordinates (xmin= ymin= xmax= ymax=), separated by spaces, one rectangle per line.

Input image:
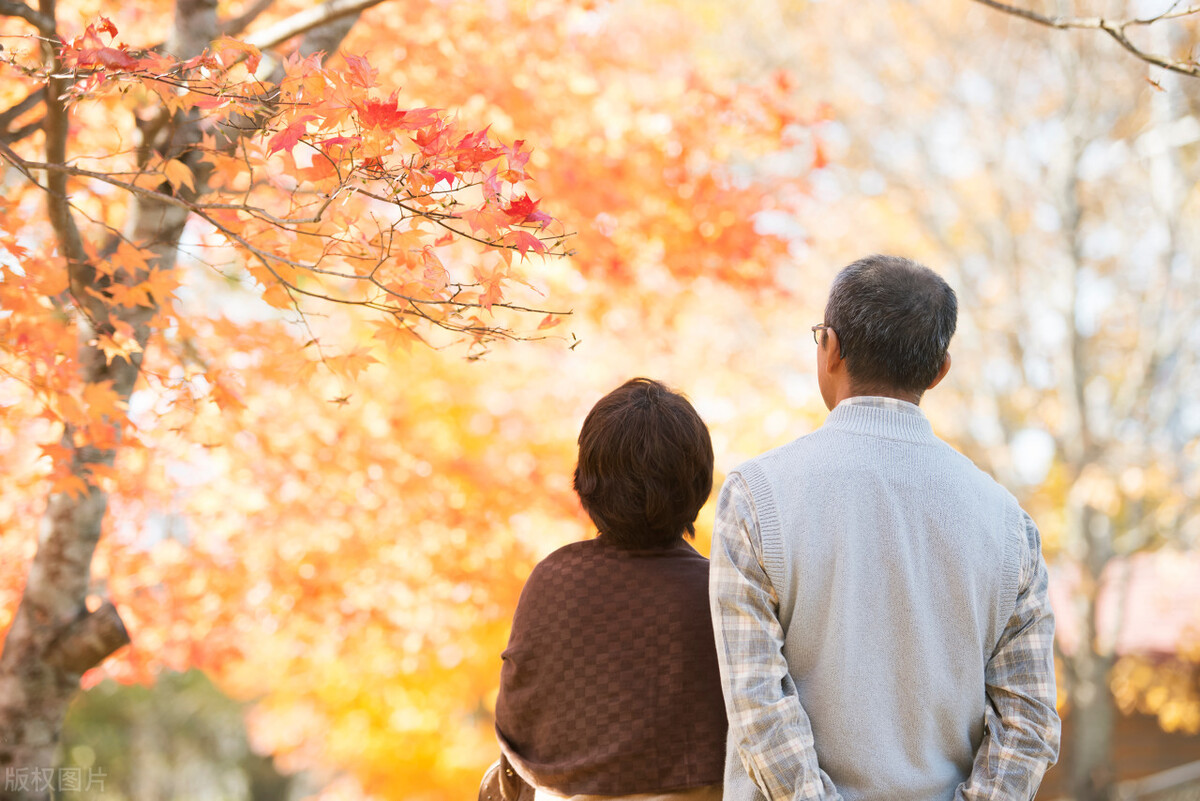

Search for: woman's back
xmin=491 ymin=378 xmax=727 ymax=801
xmin=496 ymin=537 xmax=727 ymax=797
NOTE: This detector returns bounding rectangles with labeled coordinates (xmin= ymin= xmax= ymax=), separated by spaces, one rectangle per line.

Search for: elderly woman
xmin=488 ymin=378 xmax=727 ymax=801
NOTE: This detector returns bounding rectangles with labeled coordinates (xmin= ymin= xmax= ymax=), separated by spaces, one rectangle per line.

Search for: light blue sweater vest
xmin=725 ymin=402 xmax=1024 ymax=801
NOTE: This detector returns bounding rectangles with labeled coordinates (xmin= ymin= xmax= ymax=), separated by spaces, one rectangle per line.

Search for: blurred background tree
xmin=701 ymin=1 xmax=1200 ymax=798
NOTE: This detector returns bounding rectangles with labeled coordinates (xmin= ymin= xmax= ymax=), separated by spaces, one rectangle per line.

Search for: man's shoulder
xmin=731 ymin=427 xmax=833 ymax=475
xmin=929 ymin=436 xmax=1022 ymax=505
xmin=731 ymin=425 xmax=1023 ymax=509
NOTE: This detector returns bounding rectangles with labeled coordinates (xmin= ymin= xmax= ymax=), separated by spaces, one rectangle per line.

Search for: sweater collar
xmin=824 ymin=396 xmax=935 ymax=442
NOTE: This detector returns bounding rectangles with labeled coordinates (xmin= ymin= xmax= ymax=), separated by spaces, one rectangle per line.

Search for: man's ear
xmin=927 ymin=352 xmax=951 ymax=390
xmin=824 ymin=329 xmax=844 ymax=372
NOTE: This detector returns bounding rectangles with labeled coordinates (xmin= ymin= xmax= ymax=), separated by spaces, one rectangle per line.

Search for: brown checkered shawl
xmin=495 ymin=536 xmax=727 ymax=796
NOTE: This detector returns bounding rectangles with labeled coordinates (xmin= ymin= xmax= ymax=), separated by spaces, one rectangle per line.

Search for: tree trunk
xmin=1068 ymin=646 xmax=1117 ymax=801
xmin=0 ymin=1 xmax=371 ymax=794
xmin=1065 ymin=503 xmax=1117 ymax=801
xmin=0 ymin=1 xmax=216 ymax=795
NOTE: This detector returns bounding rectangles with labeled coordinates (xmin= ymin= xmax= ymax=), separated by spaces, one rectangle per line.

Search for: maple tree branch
xmin=43 ymin=602 xmax=130 ymax=675
xmin=0 ymin=87 xmax=44 ymax=140
xmin=0 ymin=115 xmax=44 ymax=144
xmin=294 ymin=4 xmax=359 ymax=59
xmin=1 ymin=149 xmax=569 ymax=258
xmin=218 ymin=0 xmax=277 ymax=37
xmin=0 ymin=147 xmax=569 ymax=335
xmin=31 ymin=7 xmax=100 ymax=323
xmin=968 ymin=0 xmax=1200 ymax=77
xmin=243 ymin=0 xmax=391 ymax=51
xmin=0 ymin=0 xmax=54 ymax=34
xmin=1129 ymin=0 xmax=1200 ymax=24
xmin=0 ymin=139 xmax=36 ymax=180
xmin=353 ymin=186 xmax=565 ymax=252
xmin=189 ymin=192 xmax=344 ymax=228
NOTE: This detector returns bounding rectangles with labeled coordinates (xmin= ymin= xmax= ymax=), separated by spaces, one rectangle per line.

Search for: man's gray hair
xmin=823 ymin=255 xmax=957 ymax=396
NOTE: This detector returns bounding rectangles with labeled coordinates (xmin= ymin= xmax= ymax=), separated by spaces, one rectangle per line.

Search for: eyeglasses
xmin=811 ymin=324 xmax=833 ymax=346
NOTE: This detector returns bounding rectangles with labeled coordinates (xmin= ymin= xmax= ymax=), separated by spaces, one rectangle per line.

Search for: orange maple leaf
xmin=212 ymin=35 xmax=262 ymax=74
xmin=330 ymin=347 xmax=378 ymax=380
xmin=83 ymin=380 xmax=128 ymax=421
xmin=51 ymin=473 xmax=91 ymax=501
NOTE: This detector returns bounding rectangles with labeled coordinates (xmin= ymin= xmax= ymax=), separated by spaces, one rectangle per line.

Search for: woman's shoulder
xmin=524 ymin=537 xmax=708 ymax=594
xmin=531 ymin=537 xmax=604 ymax=571
xmin=540 ymin=537 xmax=708 ymax=568
xmin=518 ymin=539 xmax=603 ymax=595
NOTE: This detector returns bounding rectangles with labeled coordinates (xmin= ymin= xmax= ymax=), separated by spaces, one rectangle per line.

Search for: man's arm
xmin=955 ymin=512 xmax=1061 ymax=800
xmin=709 ymin=473 xmax=841 ymax=801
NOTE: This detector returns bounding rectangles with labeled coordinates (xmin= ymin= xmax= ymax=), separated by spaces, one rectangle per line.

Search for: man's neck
xmin=832 ymin=386 xmax=923 ymax=407
xmin=838 ymin=395 xmax=923 ymax=412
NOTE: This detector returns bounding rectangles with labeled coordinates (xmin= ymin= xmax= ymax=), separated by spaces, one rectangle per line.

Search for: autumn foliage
xmin=0 ymin=0 xmax=804 ymax=798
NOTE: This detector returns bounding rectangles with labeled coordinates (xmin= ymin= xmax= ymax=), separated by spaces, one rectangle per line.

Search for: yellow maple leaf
xmin=163 ymin=159 xmax=196 ymax=193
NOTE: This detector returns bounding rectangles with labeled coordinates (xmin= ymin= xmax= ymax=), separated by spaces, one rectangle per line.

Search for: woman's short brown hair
xmin=573 ymin=378 xmax=714 ymax=548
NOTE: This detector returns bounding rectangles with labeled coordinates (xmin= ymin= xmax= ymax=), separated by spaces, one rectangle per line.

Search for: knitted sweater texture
xmin=496 ymin=537 xmax=728 ymax=796
xmin=728 ymin=402 xmax=1024 ymax=800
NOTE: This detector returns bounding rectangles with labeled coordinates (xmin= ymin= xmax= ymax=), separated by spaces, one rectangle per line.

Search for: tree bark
xmin=1067 ymin=643 xmax=1118 ymax=800
xmin=0 ymin=0 xmax=217 ymax=795
xmin=0 ymin=0 xmax=377 ymax=794
xmin=1066 ymin=514 xmax=1117 ymax=801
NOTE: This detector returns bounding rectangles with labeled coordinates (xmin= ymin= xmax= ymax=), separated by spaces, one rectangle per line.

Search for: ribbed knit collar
xmin=824 ymin=396 xmax=936 ymax=443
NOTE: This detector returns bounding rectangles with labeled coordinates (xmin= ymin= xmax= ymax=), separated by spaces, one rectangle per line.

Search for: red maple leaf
xmin=478 ymin=279 xmax=504 ymax=311
xmin=452 ymin=128 xmax=505 ymax=169
xmin=357 ymin=93 xmax=440 ymax=131
xmin=357 ymin=95 xmax=407 ymax=129
xmin=412 ymin=124 xmax=450 ymax=157
xmin=398 ymin=108 xmax=440 ymax=129
xmin=504 ymin=230 xmax=547 ymax=256
xmin=74 ymin=46 xmax=139 ymax=71
xmin=267 ymin=115 xmax=315 ymax=156
xmin=503 ymin=194 xmax=551 ymax=227
xmin=318 ymin=135 xmax=361 ymax=152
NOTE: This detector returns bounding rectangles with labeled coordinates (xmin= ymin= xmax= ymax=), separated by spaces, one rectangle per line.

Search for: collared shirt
xmin=710 ymin=396 xmax=1059 ymax=800
xmin=533 ymin=785 xmax=722 ymax=801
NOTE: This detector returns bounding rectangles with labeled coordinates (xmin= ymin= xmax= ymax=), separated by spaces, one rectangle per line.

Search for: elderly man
xmin=710 ymin=255 xmax=1060 ymax=801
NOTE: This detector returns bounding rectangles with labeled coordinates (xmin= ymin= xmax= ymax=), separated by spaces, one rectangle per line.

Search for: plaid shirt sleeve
xmin=955 ymin=512 xmax=1061 ymax=800
xmin=709 ymin=473 xmax=843 ymax=801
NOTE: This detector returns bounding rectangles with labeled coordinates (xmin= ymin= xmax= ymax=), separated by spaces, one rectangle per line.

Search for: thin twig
xmin=968 ymin=0 xmax=1200 ymax=78
xmin=0 ymin=139 xmax=570 ymax=336
xmin=0 ymin=0 xmax=54 ymax=34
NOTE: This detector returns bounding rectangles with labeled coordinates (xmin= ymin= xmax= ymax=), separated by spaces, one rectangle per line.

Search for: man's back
xmin=711 ymin=399 xmax=1057 ymax=801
